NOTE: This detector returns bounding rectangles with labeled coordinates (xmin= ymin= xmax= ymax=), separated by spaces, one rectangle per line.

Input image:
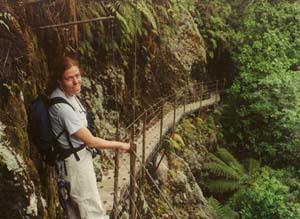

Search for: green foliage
xmin=208 ymin=197 xmax=238 ymax=219
xmin=222 ymin=0 xmax=300 ymax=166
xmin=194 ymin=0 xmax=236 ymax=58
xmin=108 ymin=1 xmax=143 ymax=46
xmin=170 ymin=0 xmax=197 ymax=14
xmin=175 ymin=117 xmax=200 ymax=146
xmin=137 ymin=0 xmax=159 ymax=35
xmin=230 ymin=167 xmax=300 ymax=219
xmin=167 ymin=133 xmax=185 ymax=152
xmin=77 ymin=2 xmax=105 ymax=41
xmin=244 ymin=158 xmax=261 ymax=175
xmin=201 ymin=147 xmax=246 ymax=194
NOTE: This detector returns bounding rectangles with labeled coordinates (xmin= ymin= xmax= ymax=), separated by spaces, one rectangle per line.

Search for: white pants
xmin=63 ymin=148 xmax=109 ymax=219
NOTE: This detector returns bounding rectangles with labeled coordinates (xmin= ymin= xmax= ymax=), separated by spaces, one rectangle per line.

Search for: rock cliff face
xmin=0 ymin=1 xmax=208 ymax=218
xmin=151 ymin=152 xmax=216 ymax=219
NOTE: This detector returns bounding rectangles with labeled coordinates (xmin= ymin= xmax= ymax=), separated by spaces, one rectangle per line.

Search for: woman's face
xmin=58 ymin=65 xmax=81 ymax=96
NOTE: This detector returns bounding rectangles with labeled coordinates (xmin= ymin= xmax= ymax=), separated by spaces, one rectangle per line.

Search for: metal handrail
xmin=113 ymin=79 xmax=226 ymax=219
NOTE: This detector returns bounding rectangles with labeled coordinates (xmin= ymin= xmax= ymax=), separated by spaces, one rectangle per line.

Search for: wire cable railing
xmin=108 ymin=79 xmax=226 ymax=219
xmin=120 ymin=79 xmax=225 ymax=142
xmin=114 ymin=156 xmax=159 ymax=219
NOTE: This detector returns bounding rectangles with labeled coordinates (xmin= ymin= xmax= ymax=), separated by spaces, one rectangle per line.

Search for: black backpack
xmin=28 ymin=95 xmax=78 ymax=165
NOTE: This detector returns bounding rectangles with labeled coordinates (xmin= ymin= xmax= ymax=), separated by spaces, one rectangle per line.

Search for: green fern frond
xmin=245 ymin=158 xmax=261 ymax=174
xmin=204 ymin=162 xmax=241 ymax=180
xmin=77 ymin=6 xmax=93 ymax=41
xmin=168 ymin=138 xmax=182 ymax=151
xmin=155 ymin=5 xmax=169 ymax=20
xmin=216 ymin=148 xmax=245 ymax=176
xmin=202 ymin=179 xmax=240 ymax=193
xmin=109 ymin=1 xmax=143 ymax=45
xmin=137 ymin=0 xmax=158 ymax=34
xmin=206 ymin=152 xmax=226 ymax=165
xmin=208 ymin=197 xmax=239 ymax=219
xmin=90 ymin=1 xmax=107 ymax=16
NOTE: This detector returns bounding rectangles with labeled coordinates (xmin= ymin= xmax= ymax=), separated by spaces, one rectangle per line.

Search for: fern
xmin=201 ymin=148 xmax=247 ymax=194
xmin=244 ymin=158 xmax=261 ymax=174
xmin=109 ymin=1 xmax=143 ymax=45
xmin=167 ymin=133 xmax=185 ymax=151
xmin=208 ymin=197 xmax=239 ymax=219
xmin=216 ymin=148 xmax=245 ymax=176
xmin=137 ymin=0 xmax=159 ymax=34
xmin=203 ymin=161 xmax=241 ymax=180
xmin=172 ymin=133 xmax=185 ymax=147
xmin=154 ymin=4 xmax=169 ymax=20
xmin=202 ymin=180 xmax=240 ymax=193
xmin=77 ymin=5 xmax=94 ymax=41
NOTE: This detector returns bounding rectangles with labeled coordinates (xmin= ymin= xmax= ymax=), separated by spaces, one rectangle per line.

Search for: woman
xmin=48 ymin=55 xmax=130 ymax=219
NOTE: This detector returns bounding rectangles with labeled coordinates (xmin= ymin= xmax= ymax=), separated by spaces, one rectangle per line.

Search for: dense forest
xmin=155 ymin=0 xmax=300 ymax=218
xmin=0 ymin=0 xmax=300 ymax=218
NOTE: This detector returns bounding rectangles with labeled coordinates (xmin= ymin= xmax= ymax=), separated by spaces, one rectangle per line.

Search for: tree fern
xmin=201 ymin=148 xmax=246 ymax=194
xmin=203 ymin=158 xmax=242 ymax=180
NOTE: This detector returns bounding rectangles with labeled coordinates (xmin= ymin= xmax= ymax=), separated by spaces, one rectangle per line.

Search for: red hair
xmin=55 ymin=55 xmax=79 ymax=80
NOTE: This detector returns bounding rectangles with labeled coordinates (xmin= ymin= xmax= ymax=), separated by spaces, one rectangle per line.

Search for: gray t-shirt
xmin=48 ymin=88 xmax=87 ymax=149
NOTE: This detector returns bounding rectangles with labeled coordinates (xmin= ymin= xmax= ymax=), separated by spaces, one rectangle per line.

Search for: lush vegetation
xmin=1 ymin=0 xmax=300 ymax=218
xmin=167 ymin=112 xmax=300 ymax=218
xmin=188 ymin=0 xmax=300 ymax=218
xmin=222 ymin=0 xmax=300 ymax=167
xmin=230 ymin=167 xmax=300 ymax=219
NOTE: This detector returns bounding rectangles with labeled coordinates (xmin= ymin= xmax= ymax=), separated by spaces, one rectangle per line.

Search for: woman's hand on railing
xmin=119 ymin=142 xmax=131 ymax=152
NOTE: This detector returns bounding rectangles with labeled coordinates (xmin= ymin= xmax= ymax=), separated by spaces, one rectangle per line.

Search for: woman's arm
xmin=73 ymin=127 xmax=130 ymax=151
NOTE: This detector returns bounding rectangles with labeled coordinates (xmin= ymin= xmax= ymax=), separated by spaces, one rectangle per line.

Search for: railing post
xmin=199 ymin=82 xmax=203 ymax=115
xmin=173 ymin=95 xmax=176 ymax=133
xmin=137 ymin=114 xmax=147 ymax=218
xmin=160 ymin=101 xmax=164 ymax=145
xmin=113 ymin=121 xmax=120 ymax=219
xmin=141 ymin=113 xmax=147 ymax=185
xmin=193 ymin=84 xmax=196 ymax=103
xmin=223 ymin=78 xmax=226 ymax=91
xmin=215 ymin=80 xmax=219 ymax=102
xmin=183 ymin=89 xmax=186 ymax=114
xmin=130 ymin=128 xmax=137 ymax=219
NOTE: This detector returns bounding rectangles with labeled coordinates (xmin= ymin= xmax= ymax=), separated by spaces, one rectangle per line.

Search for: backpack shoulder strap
xmin=48 ymin=97 xmax=75 ymax=111
xmin=48 ymin=96 xmax=81 ymax=161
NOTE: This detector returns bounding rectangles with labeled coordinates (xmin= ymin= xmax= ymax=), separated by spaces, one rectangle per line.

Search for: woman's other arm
xmin=73 ymin=127 xmax=130 ymax=151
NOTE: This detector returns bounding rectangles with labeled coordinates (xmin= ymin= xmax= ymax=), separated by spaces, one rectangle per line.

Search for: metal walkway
xmin=98 ymin=86 xmax=221 ymax=214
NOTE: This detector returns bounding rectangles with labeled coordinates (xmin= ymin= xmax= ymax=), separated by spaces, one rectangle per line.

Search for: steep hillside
xmin=0 ymin=0 xmax=209 ymax=218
